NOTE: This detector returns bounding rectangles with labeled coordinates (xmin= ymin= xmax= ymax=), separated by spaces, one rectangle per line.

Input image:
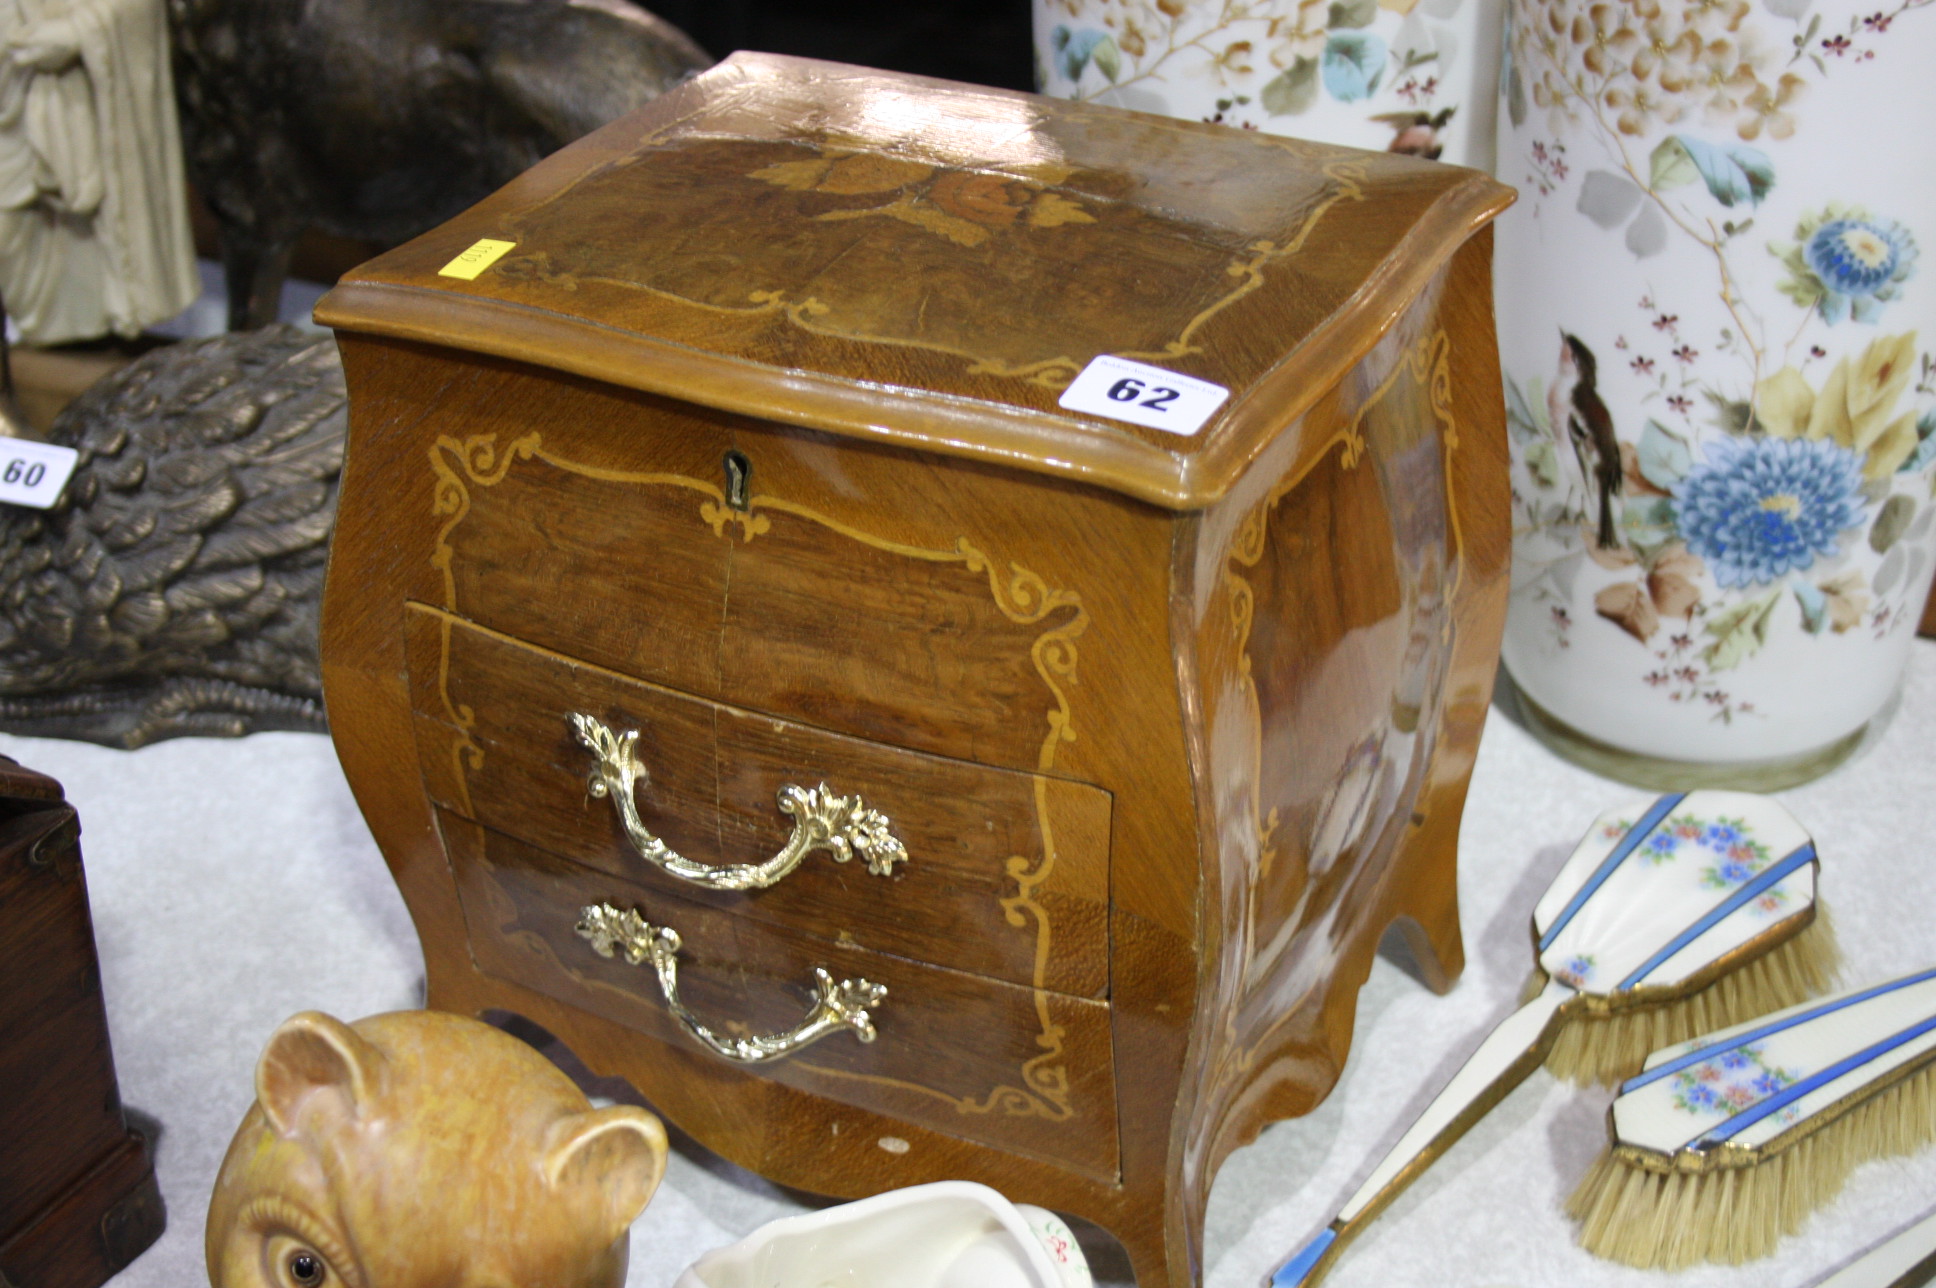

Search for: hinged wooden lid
xmin=317 ymin=52 xmax=1511 ymax=509
xmin=0 ymin=754 xmax=64 ymax=806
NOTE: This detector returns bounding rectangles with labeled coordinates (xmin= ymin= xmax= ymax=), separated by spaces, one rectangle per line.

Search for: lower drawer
xmin=441 ymin=810 xmax=1121 ymax=1181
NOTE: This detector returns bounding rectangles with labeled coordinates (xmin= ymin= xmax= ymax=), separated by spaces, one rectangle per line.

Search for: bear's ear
xmin=255 ymin=1011 xmax=386 ymax=1137
xmin=542 ymin=1105 xmax=669 ymax=1239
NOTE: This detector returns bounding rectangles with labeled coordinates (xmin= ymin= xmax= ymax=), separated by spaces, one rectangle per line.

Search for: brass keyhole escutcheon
xmin=723 ymin=449 xmax=751 ymax=512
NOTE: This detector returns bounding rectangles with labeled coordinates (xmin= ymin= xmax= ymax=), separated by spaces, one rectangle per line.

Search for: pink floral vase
xmin=1494 ymin=0 xmax=1936 ymax=784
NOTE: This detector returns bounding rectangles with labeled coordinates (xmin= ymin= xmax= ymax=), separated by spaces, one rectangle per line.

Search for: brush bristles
xmin=1568 ymin=1056 xmax=1936 ymax=1268
xmin=1542 ymin=905 xmax=1843 ymax=1086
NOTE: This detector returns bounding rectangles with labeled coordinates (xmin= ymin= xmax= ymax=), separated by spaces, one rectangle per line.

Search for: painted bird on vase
xmin=1371 ymin=107 xmax=1456 ymax=160
xmin=1547 ymin=331 xmax=1623 ymax=550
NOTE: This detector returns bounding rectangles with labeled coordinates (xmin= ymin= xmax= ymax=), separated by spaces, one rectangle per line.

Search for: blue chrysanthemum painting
xmin=1672 ymin=437 xmax=1868 ymax=588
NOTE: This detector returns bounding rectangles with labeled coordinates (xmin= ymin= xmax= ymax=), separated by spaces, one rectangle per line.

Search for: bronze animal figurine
xmin=169 ymin=0 xmax=711 ymax=330
xmin=208 ymin=1010 xmax=668 ymax=1288
xmin=0 ymin=325 xmax=343 ymax=748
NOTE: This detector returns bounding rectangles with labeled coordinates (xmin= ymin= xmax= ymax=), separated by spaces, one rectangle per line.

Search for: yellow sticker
xmin=437 ymin=238 xmax=516 ymax=281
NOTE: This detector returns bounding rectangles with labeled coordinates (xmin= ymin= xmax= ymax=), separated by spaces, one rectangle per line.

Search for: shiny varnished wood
xmin=1178 ymin=237 xmax=1511 ymax=1206
xmin=402 ymin=368 xmax=1085 ymax=771
xmin=0 ymin=759 xmax=165 ymax=1288
xmin=404 ymin=607 xmax=1112 ymax=996
xmin=442 ymin=812 xmax=1121 ymax=1178
xmin=317 ymin=57 xmax=1508 ymax=508
xmin=317 ymin=52 xmax=1513 ymax=1288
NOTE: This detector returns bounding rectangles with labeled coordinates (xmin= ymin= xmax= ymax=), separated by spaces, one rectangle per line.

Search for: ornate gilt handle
xmin=574 ymin=902 xmax=886 ymax=1063
xmin=569 ymin=712 xmax=908 ymax=891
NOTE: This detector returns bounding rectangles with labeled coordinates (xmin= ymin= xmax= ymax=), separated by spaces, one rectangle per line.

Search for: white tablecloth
xmin=13 ymin=644 xmax=1934 ymax=1288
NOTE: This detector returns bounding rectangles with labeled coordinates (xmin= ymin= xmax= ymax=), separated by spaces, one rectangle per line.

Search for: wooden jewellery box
xmin=0 ymin=757 xmax=164 ymax=1288
xmin=315 ymin=53 xmax=1514 ymax=1288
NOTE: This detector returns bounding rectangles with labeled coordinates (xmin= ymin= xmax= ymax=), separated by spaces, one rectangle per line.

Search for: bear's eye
xmin=286 ymin=1251 xmax=327 ymax=1287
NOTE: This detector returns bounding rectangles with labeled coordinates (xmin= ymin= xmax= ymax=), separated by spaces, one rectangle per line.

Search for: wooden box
xmin=0 ymin=758 xmax=164 ymax=1288
xmin=315 ymin=54 xmax=1513 ymax=1287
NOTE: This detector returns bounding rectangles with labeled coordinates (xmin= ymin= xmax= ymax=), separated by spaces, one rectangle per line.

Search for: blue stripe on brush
xmin=1623 ymin=965 xmax=1936 ymax=1094
xmin=1538 ymin=793 xmax=1685 ymax=953
xmin=1269 ymin=1228 xmax=1338 ymax=1286
xmin=1615 ymin=842 xmax=1817 ymax=991
xmin=1690 ymin=1010 xmax=1936 ymax=1150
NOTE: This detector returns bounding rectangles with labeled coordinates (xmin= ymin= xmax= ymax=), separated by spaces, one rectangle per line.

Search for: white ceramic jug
xmin=674 ymin=1181 xmax=1092 ymax=1288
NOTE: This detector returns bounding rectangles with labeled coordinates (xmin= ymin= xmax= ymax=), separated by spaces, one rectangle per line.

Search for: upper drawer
xmin=416 ymin=374 xmax=1092 ymax=773
xmin=405 ymin=605 xmax=1111 ymax=998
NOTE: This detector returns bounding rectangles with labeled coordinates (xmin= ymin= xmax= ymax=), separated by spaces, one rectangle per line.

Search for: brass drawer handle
xmin=569 ymin=712 xmax=909 ymax=890
xmin=575 ymin=901 xmax=886 ymax=1063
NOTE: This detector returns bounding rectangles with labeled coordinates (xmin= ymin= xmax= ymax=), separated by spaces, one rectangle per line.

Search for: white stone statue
xmin=0 ymin=0 xmax=197 ymax=345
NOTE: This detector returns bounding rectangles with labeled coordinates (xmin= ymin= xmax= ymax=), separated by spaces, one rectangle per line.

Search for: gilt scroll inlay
xmin=1217 ymin=329 xmax=1461 ymax=1076
xmin=489 ymin=129 xmax=1370 ymax=391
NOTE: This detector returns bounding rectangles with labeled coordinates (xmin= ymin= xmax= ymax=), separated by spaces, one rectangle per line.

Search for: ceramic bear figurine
xmin=207 ymin=1010 xmax=667 ymax=1288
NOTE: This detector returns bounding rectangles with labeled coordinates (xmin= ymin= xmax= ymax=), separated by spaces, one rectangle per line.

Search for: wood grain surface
xmin=405 ymin=606 xmax=1112 ymax=997
xmin=315 ymin=53 xmax=1514 ymax=508
xmin=0 ymin=763 xmax=165 ymax=1288
xmin=442 ymin=811 xmax=1121 ymax=1179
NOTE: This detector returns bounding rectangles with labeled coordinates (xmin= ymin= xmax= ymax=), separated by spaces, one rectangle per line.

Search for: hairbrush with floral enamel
xmin=1268 ymin=790 xmax=1839 ymax=1288
xmin=1571 ymin=965 xmax=1936 ymax=1271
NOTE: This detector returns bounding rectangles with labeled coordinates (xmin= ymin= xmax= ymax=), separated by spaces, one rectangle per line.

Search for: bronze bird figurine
xmin=1548 ymin=331 xmax=1623 ymax=550
xmin=0 ymin=326 xmax=343 ymax=748
xmin=169 ymin=0 xmax=711 ymax=330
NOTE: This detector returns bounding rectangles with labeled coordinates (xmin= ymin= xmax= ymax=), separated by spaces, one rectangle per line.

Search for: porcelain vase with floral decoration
xmin=1032 ymin=0 xmax=1504 ymax=169
xmin=1494 ymin=0 xmax=1936 ymax=785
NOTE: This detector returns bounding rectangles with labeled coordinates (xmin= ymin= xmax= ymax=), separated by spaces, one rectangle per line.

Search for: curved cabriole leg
xmin=1121 ymin=1210 xmax=1196 ymax=1288
xmin=1381 ymin=914 xmax=1458 ymax=996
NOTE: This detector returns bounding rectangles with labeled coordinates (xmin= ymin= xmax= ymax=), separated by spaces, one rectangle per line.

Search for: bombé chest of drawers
xmin=316 ymin=53 xmax=1513 ymax=1288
